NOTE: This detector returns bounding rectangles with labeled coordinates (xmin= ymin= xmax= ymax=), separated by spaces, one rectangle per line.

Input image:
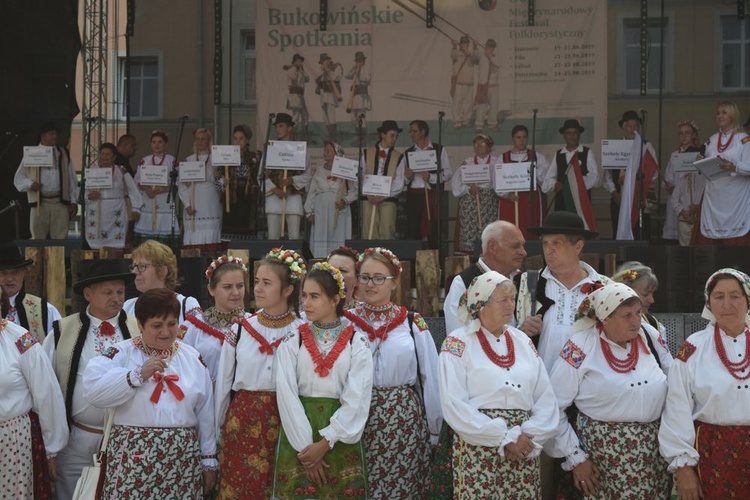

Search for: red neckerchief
xmin=344 ymin=305 xmax=407 ymax=342
xmin=300 ymin=323 xmax=354 ymax=377
xmin=150 ymin=374 xmax=185 ymax=404
xmin=241 ymin=318 xmax=284 ymax=355
xmin=185 ymin=314 xmax=228 ymax=345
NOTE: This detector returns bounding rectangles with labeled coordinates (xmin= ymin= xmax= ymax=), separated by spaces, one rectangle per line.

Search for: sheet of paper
xmin=601 ymin=139 xmax=633 ymax=169
xmin=85 ymin=168 xmax=113 ymax=189
xmin=23 ymin=146 xmax=54 ymax=167
xmin=330 ymin=156 xmax=358 ymax=181
xmin=494 ymin=162 xmax=533 ymax=193
xmin=362 ymin=174 xmax=392 ymax=196
xmin=179 ymin=161 xmax=206 ymax=182
xmin=461 ymin=164 xmax=491 ymax=184
xmin=407 ymin=149 xmax=438 ymax=172
xmin=211 ymin=145 xmax=241 ymax=166
xmin=139 ymin=165 xmax=169 ymax=186
xmin=693 ymin=156 xmax=732 ymax=181
xmin=266 ymin=140 xmax=307 ymax=170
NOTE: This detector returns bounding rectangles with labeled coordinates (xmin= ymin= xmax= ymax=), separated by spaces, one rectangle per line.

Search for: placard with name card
xmin=179 ymin=161 xmax=206 ymax=182
xmin=85 ymin=168 xmax=113 ymax=189
xmin=461 ymin=164 xmax=491 ymax=184
xmin=139 ymin=165 xmax=170 ymax=186
xmin=362 ymin=174 xmax=393 ymax=197
xmin=23 ymin=146 xmax=54 ymax=167
xmin=330 ymin=156 xmax=358 ymax=181
xmin=494 ymin=162 xmax=533 ymax=193
xmin=601 ymin=139 xmax=633 ymax=169
xmin=266 ymin=141 xmax=307 ymax=170
xmin=211 ymin=145 xmax=241 ymax=166
xmin=407 ymin=149 xmax=438 ymax=172
xmin=673 ymin=152 xmax=700 ymax=173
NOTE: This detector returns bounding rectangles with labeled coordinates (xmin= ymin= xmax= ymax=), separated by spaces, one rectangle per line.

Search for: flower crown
xmin=311 ymin=262 xmax=346 ymax=298
xmin=327 ymin=245 xmax=360 ymax=261
xmin=205 ymin=255 xmax=248 ymax=282
xmin=618 ymin=270 xmax=639 ymax=282
xmin=359 ymin=247 xmax=402 ymax=277
xmin=266 ymin=247 xmax=307 ymax=284
xmin=677 ymin=119 xmax=699 ymax=132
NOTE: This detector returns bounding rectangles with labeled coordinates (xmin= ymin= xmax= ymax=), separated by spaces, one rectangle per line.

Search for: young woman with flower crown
xmin=344 ymin=247 xmax=442 ymax=498
xmin=273 ymin=263 xmax=373 ymax=499
xmin=214 ymin=248 xmax=306 ymax=499
xmin=181 ymin=255 xmax=251 ymax=381
xmin=327 ymin=245 xmax=360 ymax=309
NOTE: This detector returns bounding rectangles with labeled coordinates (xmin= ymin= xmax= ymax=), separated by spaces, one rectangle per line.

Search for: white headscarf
xmin=572 ymin=282 xmax=640 ymax=333
xmin=702 ymin=268 xmax=750 ymax=324
xmin=457 ymin=271 xmax=511 ymax=333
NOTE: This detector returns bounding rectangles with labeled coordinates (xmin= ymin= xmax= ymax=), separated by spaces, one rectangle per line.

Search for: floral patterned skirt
xmin=428 ymin=420 xmax=455 ymax=499
xmin=363 ymin=385 xmax=430 ymax=499
xmin=577 ymin=413 xmax=670 ymax=500
xmin=456 ymin=188 xmax=498 ymax=253
xmin=452 ymin=408 xmax=539 ymax=500
xmin=218 ymin=390 xmax=280 ymax=499
xmin=0 ymin=413 xmax=34 ymax=499
xmin=273 ymin=396 xmax=368 ymax=499
xmin=102 ymin=425 xmax=202 ymax=499
xmin=695 ymin=421 xmax=750 ymax=497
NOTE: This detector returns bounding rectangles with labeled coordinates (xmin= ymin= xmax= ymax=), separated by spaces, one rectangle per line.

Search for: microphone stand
xmin=167 ymin=115 xmax=189 ymax=251
xmin=529 ymin=109 xmax=538 ymax=234
xmin=357 ymin=114 xmax=365 ymax=240
xmin=258 ymin=114 xmax=275 ymax=238
xmin=636 ymin=111 xmax=647 ymax=240
xmin=0 ymin=201 xmax=21 ymax=241
xmin=437 ymin=111 xmax=445 ymax=262
xmin=0 ymin=133 xmax=19 ymax=163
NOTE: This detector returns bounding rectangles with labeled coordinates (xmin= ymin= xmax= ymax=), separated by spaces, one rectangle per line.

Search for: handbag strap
xmin=95 ymin=344 xmax=132 ymax=464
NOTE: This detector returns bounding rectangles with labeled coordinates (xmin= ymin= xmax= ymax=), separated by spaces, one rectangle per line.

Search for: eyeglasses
xmin=357 ymin=275 xmax=396 ymax=286
xmin=129 ymin=263 xmax=153 ymax=273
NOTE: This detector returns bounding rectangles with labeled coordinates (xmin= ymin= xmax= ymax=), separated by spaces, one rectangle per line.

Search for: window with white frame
xmin=119 ymin=56 xmax=160 ymax=119
xmin=241 ymin=30 xmax=257 ymax=104
xmin=719 ymin=15 xmax=750 ymax=90
xmin=622 ymin=17 xmax=669 ymax=93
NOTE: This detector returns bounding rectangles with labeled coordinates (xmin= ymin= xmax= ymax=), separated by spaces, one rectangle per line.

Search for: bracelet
xmin=126 ymin=371 xmax=136 ymax=389
xmin=202 ymin=454 xmax=218 ymax=460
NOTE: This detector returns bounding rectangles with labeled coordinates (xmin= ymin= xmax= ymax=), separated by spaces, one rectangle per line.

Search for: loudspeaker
xmin=344 ymin=240 xmax=425 ymax=260
xmin=227 ymin=239 xmax=312 ymax=260
xmin=176 ymin=256 xmax=213 ymax=309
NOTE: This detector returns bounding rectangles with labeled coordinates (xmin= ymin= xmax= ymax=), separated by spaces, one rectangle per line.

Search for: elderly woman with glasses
xmin=547 ymin=283 xmax=672 ymax=499
xmin=438 ymin=271 xmax=558 ymax=498
xmin=343 ymin=247 xmax=442 ymax=499
xmin=659 ymin=268 xmax=750 ymax=499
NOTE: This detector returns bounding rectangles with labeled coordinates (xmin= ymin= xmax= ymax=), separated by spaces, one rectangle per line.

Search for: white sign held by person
xmin=494 ymin=162 xmax=532 ymax=193
xmin=362 ymin=174 xmax=392 ymax=197
xmin=23 ymin=146 xmax=54 ymax=167
xmin=601 ymin=140 xmax=633 ymax=169
xmin=211 ymin=145 xmax=241 ymax=166
xmin=330 ymin=157 xmax=359 ymax=181
xmin=139 ymin=165 xmax=170 ymax=186
xmin=407 ymin=150 xmax=438 ymax=172
xmin=461 ymin=164 xmax=491 ymax=184
xmin=85 ymin=168 xmax=113 ymax=189
xmin=266 ymin=141 xmax=307 ymax=170
xmin=179 ymin=161 xmax=206 ymax=182
xmin=673 ymin=152 xmax=700 ymax=173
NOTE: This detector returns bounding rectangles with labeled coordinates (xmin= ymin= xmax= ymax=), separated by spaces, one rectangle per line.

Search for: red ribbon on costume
xmin=241 ymin=318 xmax=284 ymax=355
xmin=580 ymin=281 xmax=605 ymax=295
xmin=99 ymin=322 xmax=116 ymax=336
xmin=150 ymin=373 xmax=185 ymax=404
xmin=378 ymin=149 xmax=387 ymax=159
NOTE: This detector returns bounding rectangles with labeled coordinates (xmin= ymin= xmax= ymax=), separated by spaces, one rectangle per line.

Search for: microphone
xmin=179 ymin=114 xmax=190 ymax=120
xmin=358 ymin=114 xmax=365 ymax=120
xmin=268 ymin=113 xmax=276 ymax=119
xmin=438 ymin=111 xmax=445 ymax=118
xmin=638 ymin=108 xmax=648 ymax=115
xmin=532 ymin=108 xmax=539 ymax=113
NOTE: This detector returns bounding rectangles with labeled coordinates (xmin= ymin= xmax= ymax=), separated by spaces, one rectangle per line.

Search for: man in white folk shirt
xmin=0 ymin=241 xmax=61 ymax=342
xmin=43 ymin=260 xmax=140 ymax=500
xmin=444 ymin=220 xmax=539 ymax=335
xmin=514 ymin=210 xmax=611 ymax=500
xmin=401 ymin=119 xmax=453 ymax=248
xmin=14 ymin=121 xmax=79 ymax=240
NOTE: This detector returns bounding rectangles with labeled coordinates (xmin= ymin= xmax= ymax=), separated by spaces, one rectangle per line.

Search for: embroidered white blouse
xmin=181 ymin=311 xmax=254 ymax=381
xmin=123 ymin=293 xmax=203 ymax=324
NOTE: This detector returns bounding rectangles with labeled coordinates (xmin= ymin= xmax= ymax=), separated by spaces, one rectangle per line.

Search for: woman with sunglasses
xmin=344 ymin=247 xmax=442 ymax=498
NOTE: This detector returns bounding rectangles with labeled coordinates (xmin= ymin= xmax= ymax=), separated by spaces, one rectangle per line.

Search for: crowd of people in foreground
xmin=1 ymin=210 xmax=749 ymax=499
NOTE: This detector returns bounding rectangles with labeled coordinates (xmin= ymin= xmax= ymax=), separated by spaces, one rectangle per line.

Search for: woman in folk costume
xmin=305 ymin=141 xmax=358 ymax=258
xmin=327 ymin=245 xmax=360 ymax=309
xmin=0 ymin=314 xmax=67 ymax=499
xmin=692 ymin=100 xmax=750 ymax=245
xmin=662 ymin=120 xmax=702 ymax=243
xmin=659 ymin=268 xmax=750 ymax=499
xmin=547 ymin=283 xmax=672 ymax=499
xmin=84 ymin=142 xmax=142 ymax=250
xmin=438 ymin=271 xmax=558 ymax=498
xmin=220 ymin=124 xmax=261 ymax=238
xmin=133 ymin=129 xmax=177 ymax=245
xmin=274 ymin=263 xmax=373 ymax=499
xmin=214 ymin=248 xmax=306 ymax=499
xmin=344 ymin=247 xmax=442 ymax=498
xmin=82 ymin=288 xmax=218 ymax=498
xmin=180 ymin=127 xmax=223 ymax=249
xmin=181 ymin=255 xmax=252 ymax=381
xmin=498 ymin=124 xmax=551 ymax=239
xmin=452 ymin=133 xmax=498 ymax=254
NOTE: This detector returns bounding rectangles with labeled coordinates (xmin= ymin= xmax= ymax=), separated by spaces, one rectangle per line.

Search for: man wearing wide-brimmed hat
xmin=474 ymin=38 xmax=501 ymax=132
xmin=284 ymin=53 xmax=310 ymax=136
xmin=315 ymin=52 xmax=343 ymax=140
xmin=541 ymin=119 xmax=599 ymax=233
xmin=360 ymin=120 xmax=405 ymax=239
xmin=450 ymin=36 xmax=479 ymax=128
xmin=14 ymin=122 xmax=79 ymax=239
xmin=42 ymin=259 xmax=139 ymax=500
xmin=515 ymin=211 xmax=611 ymax=499
xmin=344 ymin=51 xmax=372 ymax=132
xmin=0 ymin=241 xmax=61 ymax=342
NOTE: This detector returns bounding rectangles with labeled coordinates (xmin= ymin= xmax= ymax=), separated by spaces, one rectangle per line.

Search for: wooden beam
xmin=416 ymin=250 xmax=440 ymax=317
xmin=228 ymin=248 xmax=252 ymax=310
xmin=44 ymin=247 xmax=66 ymax=315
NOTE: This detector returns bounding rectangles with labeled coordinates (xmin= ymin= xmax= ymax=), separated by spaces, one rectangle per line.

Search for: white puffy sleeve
xmin=512 ymin=349 xmax=559 ymax=457
xmin=584 ymin=149 xmax=599 ymax=189
xmin=547 ymin=343 xmax=588 ymax=469
xmin=82 ymin=344 xmax=139 ymax=408
xmin=658 ymin=355 xmax=700 ymax=471
xmin=193 ymin=356 xmax=218 ymax=469
xmin=443 ymin=275 xmax=465 ymax=336
xmin=123 ymin=171 xmax=143 ymax=214
xmin=275 ymin=330 xmax=314 ymax=452
xmin=452 ymin=163 xmax=469 ymax=198
xmin=541 ymin=155 xmax=558 ymax=194
xmin=214 ymin=325 xmax=238 ymax=438
xmin=319 ymin=332 xmax=373 ymax=446
xmin=411 ymin=314 xmax=443 ymax=443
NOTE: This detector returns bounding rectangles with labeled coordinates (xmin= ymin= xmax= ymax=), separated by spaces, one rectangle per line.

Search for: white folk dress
xmin=179 ymin=152 xmax=222 ymax=245
xmin=85 ymin=165 xmax=142 ymax=249
xmin=134 ymin=153 xmax=177 ymax=239
xmin=304 ymin=165 xmax=358 ymax=258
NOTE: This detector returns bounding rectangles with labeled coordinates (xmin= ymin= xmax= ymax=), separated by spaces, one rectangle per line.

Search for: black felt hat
xmin=618 ymin=110 xmax=642 ymax=128
xmin=528 ymin=211 xmax=598 ymax=239
xmin=273 ymin=113 xmax=295 ymax=127
xmin=377 ymin=120 xmax=403 ymax=134
xmin=558 ymin=119 xmax=585 ymax=134
xmin=73 ymin=260 xmax=135 ymax=295
xmin=0 ymin=242 xmax=34 ymax=270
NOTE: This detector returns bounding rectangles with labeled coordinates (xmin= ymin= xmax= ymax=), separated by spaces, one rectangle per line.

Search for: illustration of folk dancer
xmin=315 ymin=53 xmax=343 ymax=140
xmin=345 ymin=51 xmax=372 ymax=134
xmin=450 ymin=36 xmax=479 ymax=129
xmin=541 ymin=119 xmax=599 ymax=234
xmin=474 ymin=39 xmax=500 ymax=133
xmin=284 ymin=53 xmax=310 ymax=139
xmin=360 ymin=120 xmax=405 ymax=240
